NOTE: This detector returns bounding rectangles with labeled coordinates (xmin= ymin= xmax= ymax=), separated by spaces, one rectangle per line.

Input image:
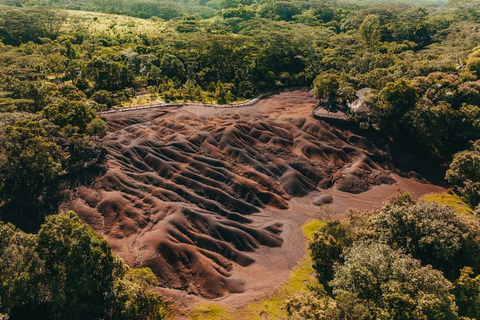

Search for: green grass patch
xmin=302 ymin=219 xmax=326 ymax=240
xmin=239 ymin=220 xmax=324 ymax=319
xmin=119 ymin=95 xmax=251 ymax=108
xmin=187 ymin=220 xmax=325 ymax=320
xmin=190 ymin=304 xmax=235 ymax=320
xmin=120 ymin=95 xmax=157 ymax=108
xmin=63 ymin=10 xmax=170 ymax=37
xmin=240 ymin=255 xmax=314 ymax=319
xmin=421 ymin=192 xmax=474 ymax=215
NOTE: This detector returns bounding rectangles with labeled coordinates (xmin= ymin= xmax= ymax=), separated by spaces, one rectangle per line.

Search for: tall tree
xmin=360 ymin=14 xmax=382 ymax=51
xmin=36 ymin=212 xmax=118 ymax=320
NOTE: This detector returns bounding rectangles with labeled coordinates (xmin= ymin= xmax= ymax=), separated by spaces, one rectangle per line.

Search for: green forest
xmin=1 ymin=0 xmax=480 ymax=318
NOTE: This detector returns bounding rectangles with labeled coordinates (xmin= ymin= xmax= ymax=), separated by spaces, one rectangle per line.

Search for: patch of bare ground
xmin=60 ymin=90 xmax=444 ymax=308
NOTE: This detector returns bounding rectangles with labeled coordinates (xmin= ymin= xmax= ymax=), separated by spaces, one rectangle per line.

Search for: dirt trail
xmin=60 ymin=90 xmax=444 ymax=308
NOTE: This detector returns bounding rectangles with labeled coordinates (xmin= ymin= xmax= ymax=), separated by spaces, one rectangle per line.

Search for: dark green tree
xmin=0 ymin=120 xmax=64 ymax=202
xmin=0 ymin=222 xmax=42 ymax=316
xmin=86 ymin=118 xmax=108 ymax=137
xmin=84 ymin=57 xmax=133 ymax=91
xmin=43 ymin=100 xmax=96 ymax=133
xmin=159 ymin=53 xmax=186 ymax=81
xmin=36 ymin=212 xmax=118 ymax=320
xmin=371 ymin=78 xmax=417 ymax=135
xmin=0 ymin=8 xmax=64 ymax=45
xmin=309 ymin=221 xmax=354 ymax=293
xmin=446 ymin=141 xmax=480 ymax=207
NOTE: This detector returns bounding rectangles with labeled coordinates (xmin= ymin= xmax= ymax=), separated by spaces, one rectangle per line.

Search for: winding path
xmin=97 ymin=93 xmax=271 ymax=115
xmin=97 ymin=90 xmax=353 ymax=125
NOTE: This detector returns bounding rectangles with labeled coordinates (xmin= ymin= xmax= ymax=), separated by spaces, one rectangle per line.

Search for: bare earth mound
xmin=61 ymin=90 xmax=444 ymax=303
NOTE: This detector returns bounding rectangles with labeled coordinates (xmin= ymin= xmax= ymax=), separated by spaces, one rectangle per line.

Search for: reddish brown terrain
xmin=60 ymin=90 xmax=444 ymax=306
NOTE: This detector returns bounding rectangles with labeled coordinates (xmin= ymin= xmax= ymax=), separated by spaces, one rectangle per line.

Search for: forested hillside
xmin=1 ymin=0 xmax=480 ymax=318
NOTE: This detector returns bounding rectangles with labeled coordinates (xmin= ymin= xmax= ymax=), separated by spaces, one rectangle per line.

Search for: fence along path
xmin=97 ymin=93 xmax=271 ymax=115
xmin=97 ymin=90 xmax=352 ymax=123
xmin=312 ymin=105 xmax=351 ymax=121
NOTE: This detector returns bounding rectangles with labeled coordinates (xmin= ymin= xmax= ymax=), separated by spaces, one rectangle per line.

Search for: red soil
xmin=60 ymin=90 xmax=444 ymax=307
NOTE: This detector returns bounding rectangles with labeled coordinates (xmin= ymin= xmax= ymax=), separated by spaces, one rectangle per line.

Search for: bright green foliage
xmin=106 ymin=267 xmax=167 ymax=320
xmin=447 ymin=148 xmax=480 ymax=183
xmin=312 ymin=73 xmax=340 ymax=102
xmin=331 ymin=242 xmax=458 ymax=320
xmin=86 ymin=117 xmax=108 ymax=137
xmin=360 ymin=14 xmax=382 ymax=51
xmin=285 ymin=291 xmax=337 ymax=320
xmin=312 ymin=73 xmax=355 ymax=108
xmin=467 ymin=58 xmax=480 ymax=78
xmin=301 ymin=220 xmax=326 ymax=240
xmin=372 ymin=199 xmax=480 ymax=280
xmin=453 ymin=267 xmax=480 ymax=319
xmin=421 ymin=192 xmax=474 ymax=216
xmin=190 ymin=304 xmax=235 ymax=320
xmin=46 ymin=53 xmax=68 ymax=78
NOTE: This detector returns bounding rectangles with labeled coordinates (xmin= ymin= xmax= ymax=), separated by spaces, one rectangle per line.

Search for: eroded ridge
xmin=64 ymin=100 xmax=394 ymax=298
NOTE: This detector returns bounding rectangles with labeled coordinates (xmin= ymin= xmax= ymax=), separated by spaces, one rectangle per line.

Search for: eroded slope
xmin=62 ymin=91 xmax=395 ymax=298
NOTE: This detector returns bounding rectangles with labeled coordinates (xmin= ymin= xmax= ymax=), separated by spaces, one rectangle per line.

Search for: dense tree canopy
xmin=0 ymin=212 xmax=166 ymax=320
xmin=371 ymin=199 xmax=480 ymax=280
xmin=332 ymin=242 xmax=457 ymax=320
xmin=290 ymin=195 xmax=480 ymax=319
xmin=446 ymin=141 xmax=480 ymax=208
xmin=0 ymin=120 xmax=64 ymax=202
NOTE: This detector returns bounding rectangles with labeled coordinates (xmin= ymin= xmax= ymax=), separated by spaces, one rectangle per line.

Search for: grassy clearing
xmin=239 ymin=219 xmax=325 ymax=319
xmin=117 ymin=95 xmax=251 ymax=108
xmin=120 ymin=95 xmax=159 ymax=108
xmin=421 ymin=192 xmax=474 ymax=215
xmin=188 ymin=220 xmax=325 ymax=320
xmin=189 ymin=304 xmax=235 ymax=320
xmin=63 ymin=10 xmax=169 ymax=37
